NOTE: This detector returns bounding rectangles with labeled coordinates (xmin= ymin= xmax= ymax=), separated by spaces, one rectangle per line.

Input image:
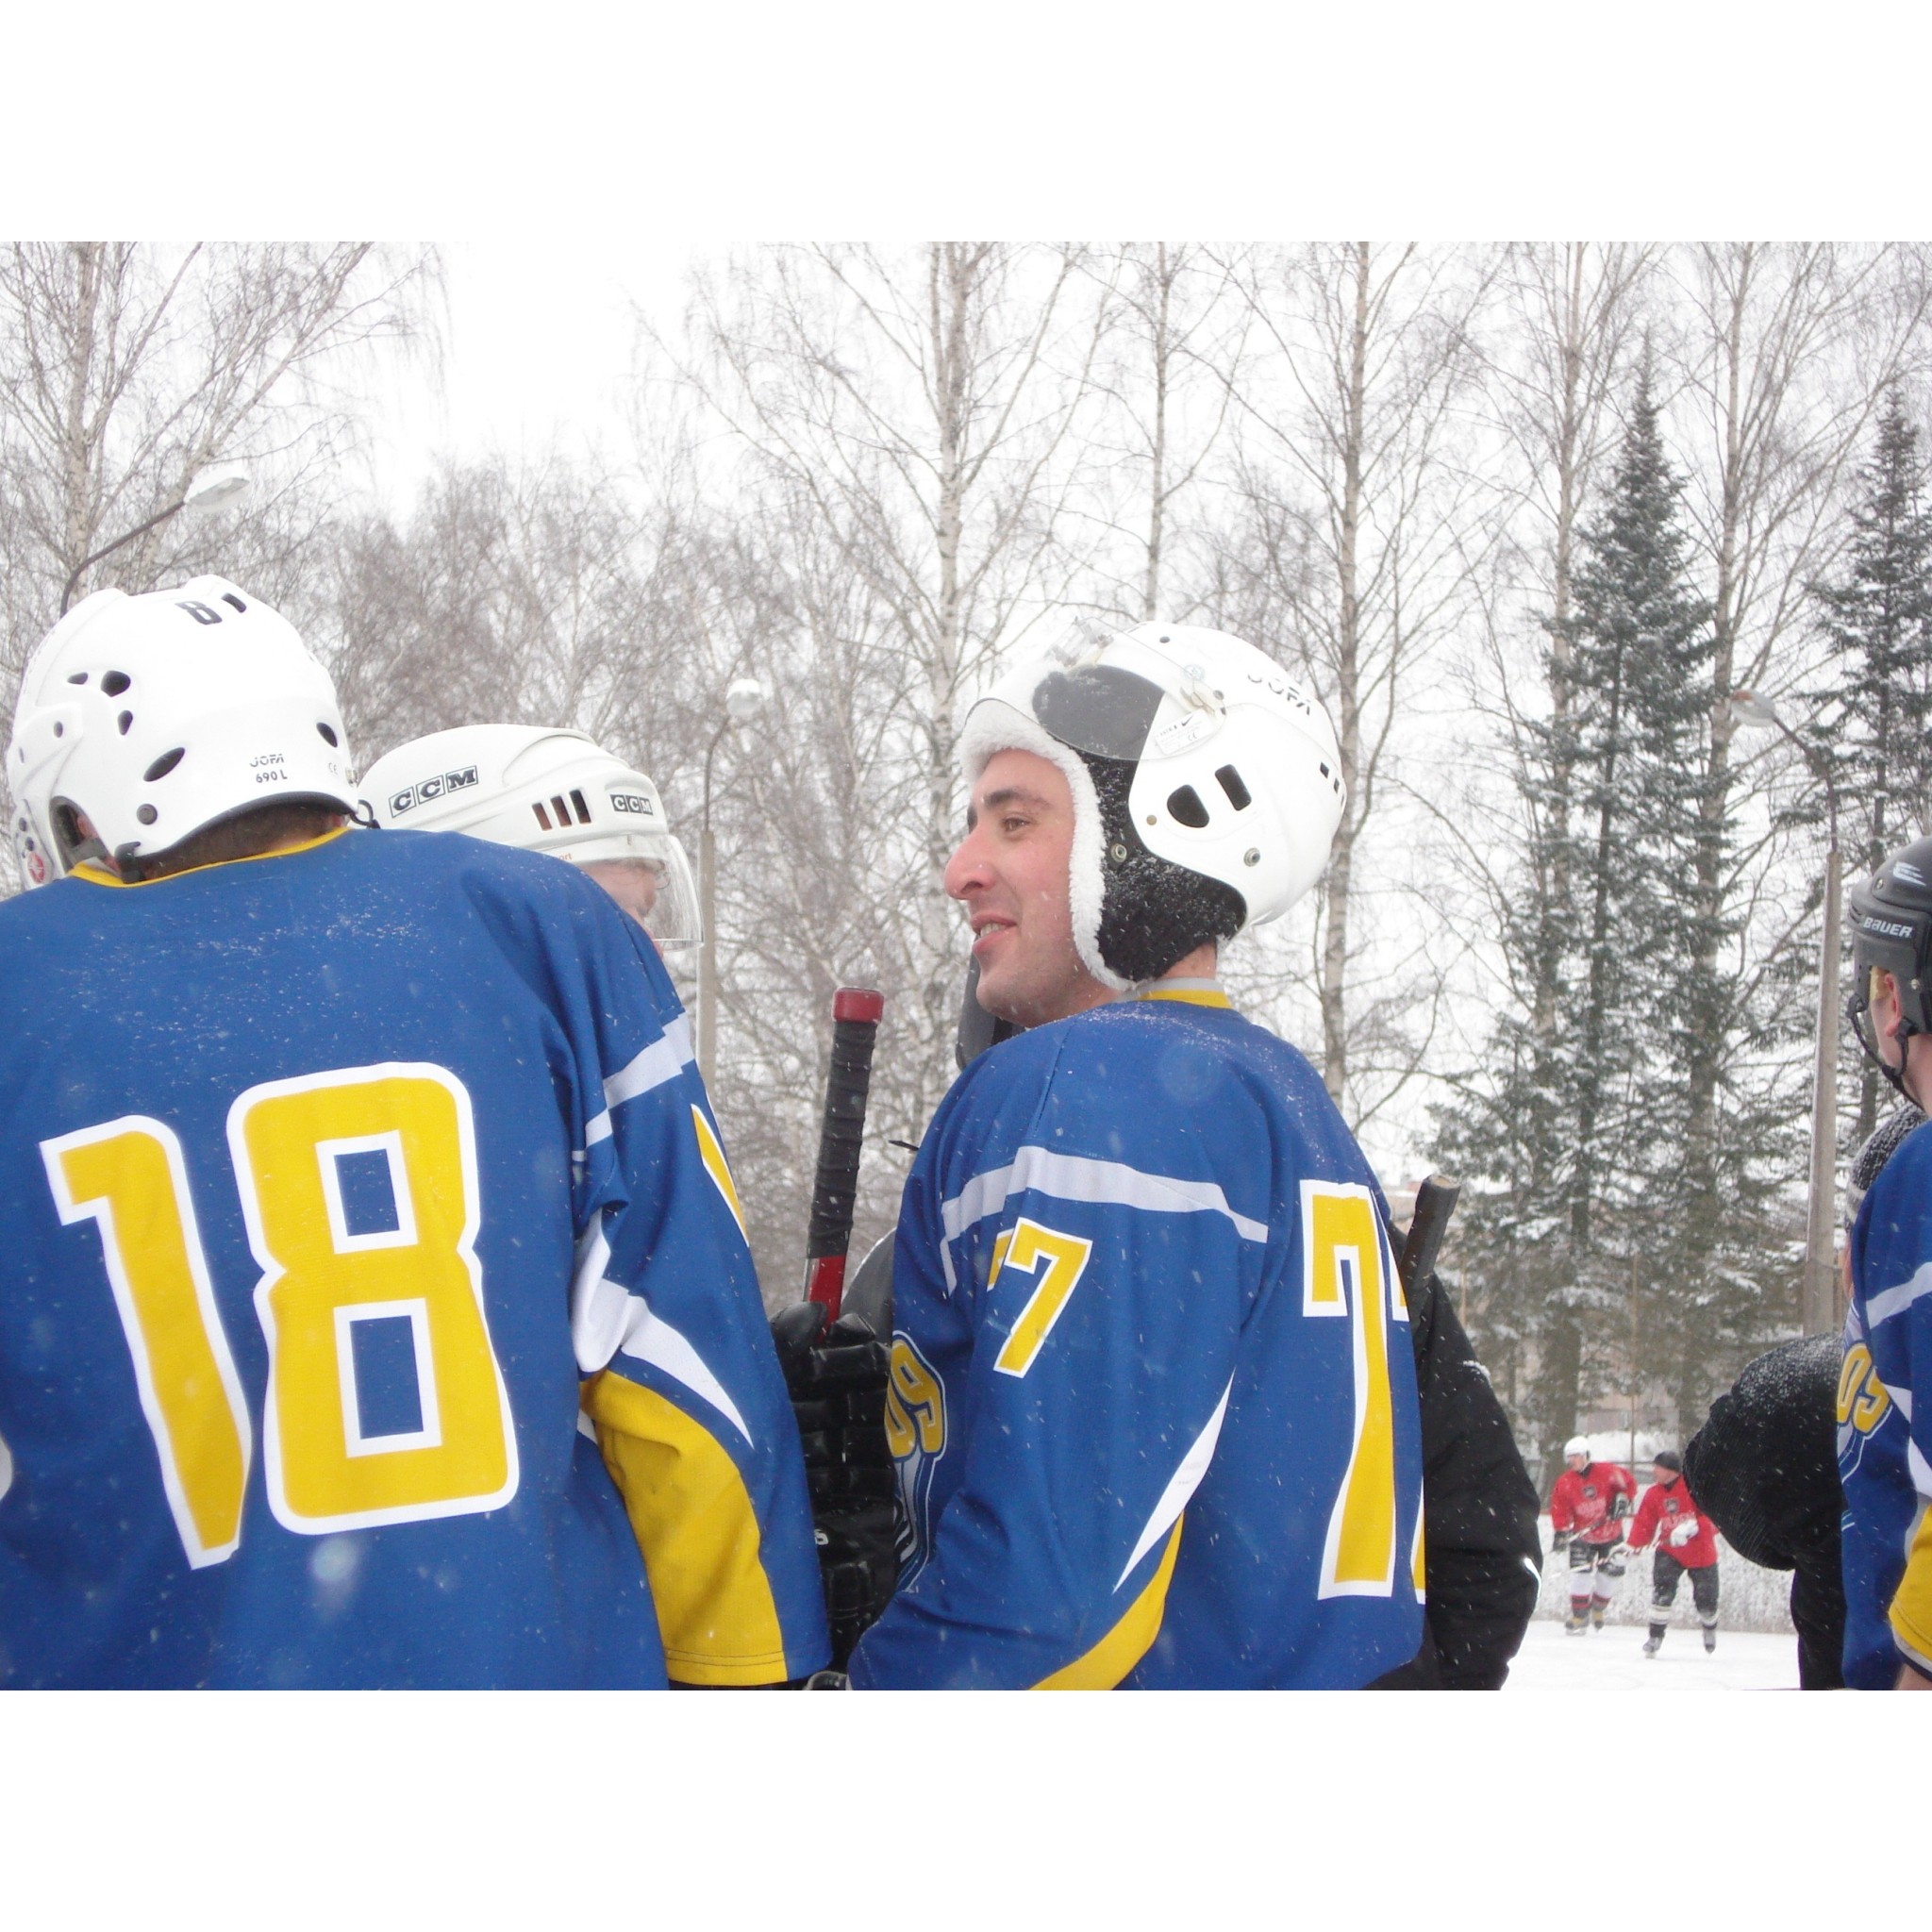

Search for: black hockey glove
xmin=770 ymin=1302 xmax=900 ymax=1669
xmin=1550 ymin=1529 xmax=1570 ymax=1553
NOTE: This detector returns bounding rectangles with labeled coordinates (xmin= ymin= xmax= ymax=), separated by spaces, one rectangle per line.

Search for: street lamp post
xmin=1729 ymin=689 xmax=1841 ymax=1337
xmin=59 ymin=464 xmax=251 ymax=615
xmin=695 ymin=676 xmax=766 ymax=1086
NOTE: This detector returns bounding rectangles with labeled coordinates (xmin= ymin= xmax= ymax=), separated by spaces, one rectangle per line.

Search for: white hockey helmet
xmin=358 ymin=724 xmax=700 ymax=952
xmin=8 ymin=576 xmax=352 ymax=882
xmin=1564 ymin=1437 xmax=1591 ymax=1460
xmin=959 ymin=622 xmax=1347 ymax=988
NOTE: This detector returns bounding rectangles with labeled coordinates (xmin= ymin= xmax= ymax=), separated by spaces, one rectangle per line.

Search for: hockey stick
xmin=801 ymin=987 xmax=886 ymax=1322
xmin=1397 ymin=1173 xmax=1460 ymax=1296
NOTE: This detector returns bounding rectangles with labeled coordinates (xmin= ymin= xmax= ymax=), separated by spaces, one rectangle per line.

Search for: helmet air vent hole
xmin=570 ymin=788 xmax=592 ymax=824
xmin=1166 ymin=784 xmax=1210 ymax=829
xmin=1214 ymin=764 xmax=1252 ymax=810
xmin=101 ymin=671 xmax=131 ymax=697
xmin=550 ymin=795 xmax=571 ymax=828
xmin=52 ymin=722 xmax=63 ymax=738
xmin=143 ymin=747 xmax=185 ymax=783
xmin=66 ymin=672 xmax=88 ymax=685
xmin=222 ymin=593 xmax=246 ymax=612
xmin=533 ymin=801 xmax=553 ymax=831
xmin=136 ymin=805 xmax=158 ymax=825
xmin=117 ymin=711 xmax=133 ymax=735
xmin=317 ymin=722 xmax=339 ymax=747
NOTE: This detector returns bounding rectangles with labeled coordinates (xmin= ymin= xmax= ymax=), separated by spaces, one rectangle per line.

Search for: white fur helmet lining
xmin=358 ymin=724 xmax=701 ymax=952
xmin=8 ymin=576 xmax=352 ymax=884
xmin=959 ymin=623 xmax=1347 ymax=988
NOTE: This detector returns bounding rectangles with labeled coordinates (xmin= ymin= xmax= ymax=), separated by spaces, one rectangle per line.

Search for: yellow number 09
xmin=1302 ymin=1180 xmax=1411 ymax=1599
xmin=42 ymin=1063 xmax=518 ymax=1565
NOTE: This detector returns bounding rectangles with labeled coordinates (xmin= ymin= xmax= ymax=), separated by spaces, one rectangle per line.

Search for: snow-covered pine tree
xmin=1809 ymin=389 xmax=1932 ymax=1144
xmin=1439 ymin=368 xmax=1735 ymax=1474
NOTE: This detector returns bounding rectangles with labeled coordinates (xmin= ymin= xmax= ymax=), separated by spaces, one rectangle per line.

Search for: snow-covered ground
xmin=1504 ymin=1619 xmax=1799 ymax=1690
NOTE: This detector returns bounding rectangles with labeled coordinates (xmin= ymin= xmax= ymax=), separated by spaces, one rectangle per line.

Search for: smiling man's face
xmin=943 ymin=747 xmax=1114 ymax=1029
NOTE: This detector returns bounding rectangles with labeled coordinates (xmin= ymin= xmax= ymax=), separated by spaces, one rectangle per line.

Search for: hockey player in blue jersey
xmin=356 ymin=721 xmax=902 ymax=1664
xmin=0 ymin=578 xmax=827 ymax=1688
xmin=1840 ymin=834 xmax=1932 ymax=1691
xmin=846 ymin=623 xmax=1426 ymax=1689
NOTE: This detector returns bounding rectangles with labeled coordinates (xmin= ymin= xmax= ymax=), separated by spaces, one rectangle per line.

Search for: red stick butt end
xmin=833 ymin=987 xmax=885 ymax=1024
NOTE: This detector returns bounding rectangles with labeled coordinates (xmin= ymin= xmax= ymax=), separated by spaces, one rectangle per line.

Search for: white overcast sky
xmin=364 ymin=241 xmax=702 ymax=510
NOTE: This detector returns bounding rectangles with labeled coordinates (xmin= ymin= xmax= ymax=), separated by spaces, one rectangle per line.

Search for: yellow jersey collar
xmin=71 ymin=825 xmax=349 ymax=889
xmin=1130 ymin=977 xmax=1232 ymax=1010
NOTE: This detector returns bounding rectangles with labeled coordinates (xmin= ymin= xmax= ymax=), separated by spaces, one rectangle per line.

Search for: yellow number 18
xmin=42 ymin=1062 xmax=518 ymax=1567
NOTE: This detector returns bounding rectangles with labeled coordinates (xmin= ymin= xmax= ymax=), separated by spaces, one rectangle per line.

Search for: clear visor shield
xmin=1026 ymin=659 xmax=1227 ymax=766
xmin=579 ymin=833 xmax=702 ymax=956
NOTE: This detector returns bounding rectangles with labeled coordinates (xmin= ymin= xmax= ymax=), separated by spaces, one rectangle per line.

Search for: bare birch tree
xmin=1212 ymin=242 xmax=1496 ymax=1133
xmin=1077 ymin=242 xmax=1245 ymax=622
xmin=656 ymin=243 xmax=1111 ymax=1283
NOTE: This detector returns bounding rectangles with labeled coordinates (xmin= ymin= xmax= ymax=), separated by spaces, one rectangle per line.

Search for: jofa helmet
xmin=8 ymin=576 xmax=352 ymax=882
xmin=358 ymin=724 xmax=700 ymax=955
xmin=1846 ymin=834 xmax=1932 ymax=1096
xmin=958 ymin=622 xmax=1347 ymax=988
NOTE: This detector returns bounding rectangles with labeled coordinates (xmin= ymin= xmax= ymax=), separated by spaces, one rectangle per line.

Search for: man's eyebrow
xmin=966 ymin=784 xmax=1052 ymax=833
xmin=979 ymin=786 xmax=1050 ymax=814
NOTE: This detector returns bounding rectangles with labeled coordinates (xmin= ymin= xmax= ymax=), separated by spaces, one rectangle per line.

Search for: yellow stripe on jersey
xmin=1411 ymin=1502 xmax=1427 ymax=1601
xmin=1890 ymin=1503 xmax=1932 ymax=1676
xmin=691 ymin=1105 xmax=747 ymax=1242
xmin=1035 ymin=1518 xmax=1184 ymax=1690
xmin=1134 ymin=986 xmax=1233 ymax=1008
xmin=583 ymin=1369 xmax=791 ymax=1687
xmin=70 ymin=826 xmax=348 ymax=888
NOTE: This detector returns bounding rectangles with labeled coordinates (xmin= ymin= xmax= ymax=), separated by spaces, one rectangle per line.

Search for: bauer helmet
xmin=8 ymin=576 xmax=352 ymax=882
xmin=1846 ymin=834 xmax=1932 ymax=1094
xmin=358 ymin=724 xmax=700 ymax=952
xmin=958 ymin=622 xmax=1347 ymax=988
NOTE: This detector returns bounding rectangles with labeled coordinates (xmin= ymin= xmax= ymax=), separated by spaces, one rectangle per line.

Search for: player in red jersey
xmin=1549 ymin=1437 xmax=1637 ymax=1632
xmin=1626 ymin=1449 xmax=1719 ymax=1655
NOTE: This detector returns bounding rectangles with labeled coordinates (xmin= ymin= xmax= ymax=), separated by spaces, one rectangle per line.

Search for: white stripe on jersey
xmin=1867 ymin=1261 xmax=1932 ymax=1332
xmin=938 ymin=1145 xmax=1269 ymax=1290
xmin=569 ymin=1218 xmax=753 ymax=1445
xmin=584 ymin=1013 xmax=695 ymax=1147
xmin=1114 ymin=1377 xmax=1233 ymax=1591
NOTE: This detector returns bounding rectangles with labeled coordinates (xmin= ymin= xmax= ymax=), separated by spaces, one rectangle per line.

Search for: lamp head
xmin=181 ymin=465 xmax=249 ymax=516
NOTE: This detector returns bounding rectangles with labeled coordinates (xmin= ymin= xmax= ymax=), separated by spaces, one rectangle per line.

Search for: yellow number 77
xmin=990 ymin=1219 xmax=1093 ymax=1378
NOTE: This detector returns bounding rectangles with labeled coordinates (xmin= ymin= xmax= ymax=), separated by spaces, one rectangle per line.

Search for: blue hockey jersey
xmin=0 ymin=826 xmax=827 ymax=1688
xmin=847 ymin=984 xmax=1425 ymax=1690
xmin=1841 ymin=1117 xmax=1932 ymax=1685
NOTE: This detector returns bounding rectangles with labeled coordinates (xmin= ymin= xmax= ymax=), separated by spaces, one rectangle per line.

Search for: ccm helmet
xmin=959 ymin=622 xmax=1347 ymax=987
xmin=1846 ymin=834 xmax=1932 ymax=1095
xmin=8 ymin=576 xmax=352 ymax=881
xmin=358 ymin=724 xmax=700 ymax=952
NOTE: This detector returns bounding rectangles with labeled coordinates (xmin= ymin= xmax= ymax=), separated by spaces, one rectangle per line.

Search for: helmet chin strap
xmin=1848 ymin=985 xmax=1924 ymax=1105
